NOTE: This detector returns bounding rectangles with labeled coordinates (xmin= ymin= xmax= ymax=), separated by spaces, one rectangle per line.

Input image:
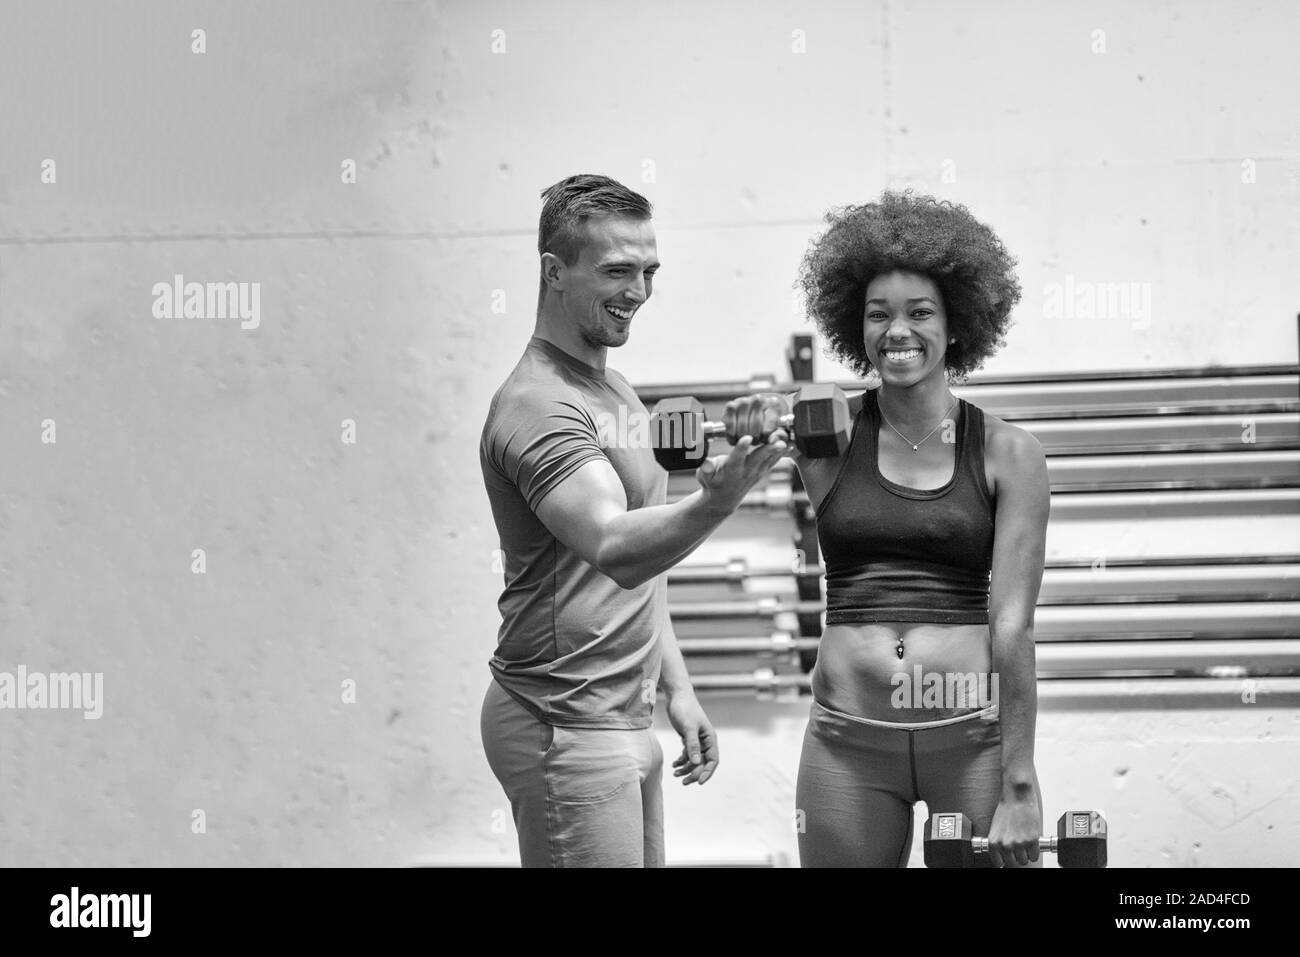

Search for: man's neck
xmin=534 ymin=306 xmax=606 ymax=371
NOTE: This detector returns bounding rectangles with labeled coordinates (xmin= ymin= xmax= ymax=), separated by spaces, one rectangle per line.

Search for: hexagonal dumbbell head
xmin=650 ymin=397 xmax=712 ymax=472
xmin=792 ymin=383 xmax=850 ymax=459
xmin=923 ymin=811 xmax=977 ymax=868
xmin=1056 ymin=811 xmax=1108 ymax=868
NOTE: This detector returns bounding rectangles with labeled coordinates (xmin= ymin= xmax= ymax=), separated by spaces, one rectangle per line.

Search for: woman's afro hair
xmin=797 ymin=189 xmax=1021 ymax=381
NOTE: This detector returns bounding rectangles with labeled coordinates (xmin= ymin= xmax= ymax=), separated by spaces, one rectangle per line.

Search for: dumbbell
xmin=923 ymin=810 xmax=1108 ymax=868
xmin=650 ymin=383 xmax=850 ymax=472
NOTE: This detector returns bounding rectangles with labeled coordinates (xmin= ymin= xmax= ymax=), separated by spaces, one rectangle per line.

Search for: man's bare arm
xmin=534 ymin=434 xmax=786 ymax=589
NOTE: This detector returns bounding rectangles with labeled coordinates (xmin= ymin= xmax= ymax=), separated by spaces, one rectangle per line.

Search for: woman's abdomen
xmin=811 ymin=622 xmax=995 ymax=722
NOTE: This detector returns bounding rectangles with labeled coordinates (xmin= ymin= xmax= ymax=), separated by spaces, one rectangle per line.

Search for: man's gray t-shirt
xmin=480 ymin=336 xmax=666 ymax=729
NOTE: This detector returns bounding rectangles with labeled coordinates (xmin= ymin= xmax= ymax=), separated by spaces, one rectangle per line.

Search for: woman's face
xmin=862 ymin=270 xmax=949 ymax=385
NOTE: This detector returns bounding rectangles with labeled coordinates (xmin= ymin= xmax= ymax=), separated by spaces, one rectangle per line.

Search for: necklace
xmin=877 ymin=396 xmax=959 ymax=452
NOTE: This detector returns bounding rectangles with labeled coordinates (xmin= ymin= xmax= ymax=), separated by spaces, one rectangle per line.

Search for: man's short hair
xmin=537 ymin=174 xmax=653 ymax=266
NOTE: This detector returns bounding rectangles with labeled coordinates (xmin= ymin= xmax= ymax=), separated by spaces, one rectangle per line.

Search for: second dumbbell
xmin=924 ymin=810 xmax=1109 ymax=868
xmin=650 ymin=384 xmax=850 ymax=472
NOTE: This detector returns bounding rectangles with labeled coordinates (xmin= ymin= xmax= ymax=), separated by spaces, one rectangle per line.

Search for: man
xmin=479 ymin=173 xmax=786 ymax=867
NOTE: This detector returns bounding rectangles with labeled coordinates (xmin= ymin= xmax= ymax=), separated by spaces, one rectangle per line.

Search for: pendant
xmin=912 ymin=445 xmax=919 ymax=451
xmin=896 ymin=641 xmax=905 ymax=659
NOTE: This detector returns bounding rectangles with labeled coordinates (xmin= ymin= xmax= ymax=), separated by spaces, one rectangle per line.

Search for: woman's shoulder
xmin=972 ymin=404 xmax=1044 ymax=460
xmin=969 ymin=402 xmax=1048 ymax=502
xmin=792 ymin=388 xmax=869 ymax=456
xmin=786 ymin=387 xmax=868 ymax=509
xmin=848 ymin=387 xmax=871 ymax=416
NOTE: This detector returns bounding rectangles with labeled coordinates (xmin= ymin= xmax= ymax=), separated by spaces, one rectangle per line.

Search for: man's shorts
xmin=480 ymin=679 xmax=665 ymax=867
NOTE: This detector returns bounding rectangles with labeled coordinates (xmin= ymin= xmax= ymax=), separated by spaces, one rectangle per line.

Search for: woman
xmin=728 ymin=190 xmax=1049 ymax=867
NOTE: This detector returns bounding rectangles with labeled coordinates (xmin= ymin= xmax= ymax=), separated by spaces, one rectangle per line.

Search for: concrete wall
xmin=1 ymin=0 xmax=1296 ymax=867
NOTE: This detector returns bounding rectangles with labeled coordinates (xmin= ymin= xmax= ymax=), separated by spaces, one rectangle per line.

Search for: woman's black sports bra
xmin=816 ymin=387 xmax=995 ymax=625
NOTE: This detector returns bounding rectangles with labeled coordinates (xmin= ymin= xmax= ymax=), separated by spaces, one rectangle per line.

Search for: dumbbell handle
xmin=697 ymin=412 xmax=796 ymax=445
xmin=971 ymin=836 xmax=1058 ymax=855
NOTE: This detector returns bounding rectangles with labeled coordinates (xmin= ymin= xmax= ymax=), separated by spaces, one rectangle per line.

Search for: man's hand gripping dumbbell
xmin=650 ymin=384 xmax=851 ymax=472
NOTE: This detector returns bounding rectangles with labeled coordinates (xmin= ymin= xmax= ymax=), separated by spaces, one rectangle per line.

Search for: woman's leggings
xmin=795 ymin=699 xmax=1043 ymax=867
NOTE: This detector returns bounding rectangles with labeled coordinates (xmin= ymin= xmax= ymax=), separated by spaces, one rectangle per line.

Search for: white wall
xmin=1 ymin=0 xmax=1296 ymax=866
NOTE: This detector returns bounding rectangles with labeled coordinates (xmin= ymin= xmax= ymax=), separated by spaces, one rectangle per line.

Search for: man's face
xmin=557 ymin=215 xmax=659 ymax=349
